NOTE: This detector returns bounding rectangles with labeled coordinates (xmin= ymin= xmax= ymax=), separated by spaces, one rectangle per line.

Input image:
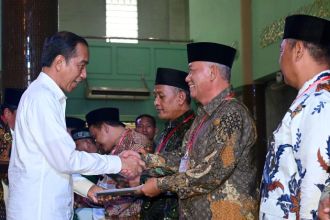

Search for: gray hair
xmin=173 ymin=87 xmax=191 ymax=105
xmin=207 ymin=62 xmax=231 ymax=82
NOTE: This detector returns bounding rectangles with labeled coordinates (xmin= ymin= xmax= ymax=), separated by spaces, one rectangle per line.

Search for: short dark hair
xmin=41 ymin=31 xmax=89 ymax=67
xmin=90 ymin=120 xmax=125 ymax=129
xmin=0 ymin=106 xmax=15 ymax=116
xmin=287 ymin=39 xmax=330 ymax=66
xmin=135 ymin=114 xmax=156 ymax=127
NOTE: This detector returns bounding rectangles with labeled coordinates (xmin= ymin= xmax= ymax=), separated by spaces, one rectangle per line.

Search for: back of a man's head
xmin=283 ymin=15 xmax=330 ymax=66
xmin=41 ymin=31 xmax=89 ymax=67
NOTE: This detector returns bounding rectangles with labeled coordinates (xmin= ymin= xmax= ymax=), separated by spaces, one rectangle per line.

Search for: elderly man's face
xmin=186 ymin=61 xmax=210 ymax=103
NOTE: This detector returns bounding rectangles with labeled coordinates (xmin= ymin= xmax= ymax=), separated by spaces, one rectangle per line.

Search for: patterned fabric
xmin=260 ymin=71 xmax=330 ymax=220
xmin=140 ymin=110 xmax=194 ymax=220
xmin=0 ymin=119 xmax=11 ymax=220
xmin=0 ymin=119 xmax=12 ymax=161
xmin=156 ymin=87 xmax=258 ymax=220
xmin=320 ymin=184 xmax=330 ymax=201
xmin=73 ymin=175 xmax=102 ymax=210
xmin=97 ymin=129 xmax=152 ymax=219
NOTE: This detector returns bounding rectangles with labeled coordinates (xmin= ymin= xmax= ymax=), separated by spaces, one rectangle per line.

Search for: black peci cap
xmin=155 ymin=68 xmax=189 ymax=92
xmin=86 ymin=107 xmax=125 ymax=127
xmin=187 ymin=42 xmax=236 ymax=68
xmin=283 ymin=14 xmax=330 ymax=46
xmin=65 ymin=117 xmax=86 ymax=129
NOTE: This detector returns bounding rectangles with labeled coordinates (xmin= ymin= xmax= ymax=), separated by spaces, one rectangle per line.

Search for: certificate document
xmin=95 ymin=185 xmax=143 ymax=197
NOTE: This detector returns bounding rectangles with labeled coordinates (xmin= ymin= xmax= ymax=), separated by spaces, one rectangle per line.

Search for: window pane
xmin=106 ymin=0 xmax=138 ymax=43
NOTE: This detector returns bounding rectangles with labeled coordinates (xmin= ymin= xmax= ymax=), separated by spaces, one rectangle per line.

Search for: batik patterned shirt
xmin=156 ymin=87 xmax=258 ymax=220
xmin=0 ymin=119 xmax=12 ymax=162
xmin=142 ymin=109 xmax=195 ymax=173
xmin=97 ymin=129 xmax=152 ymax=219
xmin=0 ymin=119 xmax=10 ymax=220
xmin=140 ymin=110 xmax=195 ymax=220
xmin=260 ymin=71 xmax=330 ymax=220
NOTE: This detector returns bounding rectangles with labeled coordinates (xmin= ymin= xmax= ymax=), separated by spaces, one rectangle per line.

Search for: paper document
xmin=95 ymin=184 xmax=143 ymax=197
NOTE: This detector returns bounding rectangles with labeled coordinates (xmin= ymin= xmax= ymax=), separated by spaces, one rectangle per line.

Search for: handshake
xmin=118 ymin=150 xmax=146 ymax=179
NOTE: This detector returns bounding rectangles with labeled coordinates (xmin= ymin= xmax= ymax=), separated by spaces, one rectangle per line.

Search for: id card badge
xmin=179 ymin=153 xmax=189 ymax=173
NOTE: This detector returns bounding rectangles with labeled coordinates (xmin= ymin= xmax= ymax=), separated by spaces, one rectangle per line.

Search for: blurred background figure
xmin=135 ymin=114 xmax=157 ymax=153
xmin=0 ymin=88 xmax=25 ymax=220
xmin=72 ymin=127 xmax=98 ymax=153
xmin=71 ymin=128 xmax=104 ymax=220
xmin=66 ymin=116 xmax=86 ymax=134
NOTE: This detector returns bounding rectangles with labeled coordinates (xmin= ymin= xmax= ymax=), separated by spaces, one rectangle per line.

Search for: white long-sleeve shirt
xmin=8 ymin=72 xmax=122 ymax=220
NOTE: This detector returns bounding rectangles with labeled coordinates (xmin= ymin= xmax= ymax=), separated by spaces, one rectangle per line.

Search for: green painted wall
xmin=59 ymin=0 xmax=105 ymax=37
xmin=252 ymin=0 xmax=318 ymax=80
xmin=1 ymin=0 xmax=329 ymax=124
xmin=189 ymin=0 xmax=243 ymax=87
xmin=189 ymin=0 xmax=329 ymax=85
xmin=66 ymin=40 xmax=188 ymax=124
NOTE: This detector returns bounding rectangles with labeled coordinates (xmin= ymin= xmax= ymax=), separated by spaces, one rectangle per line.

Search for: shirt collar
xmin=39 ymin=72 xmax=67 ymax=102
xmin=166 ymin=109 xmax=194 ymax=128
xmin=198 ymin=86 xmax=232 ymax=116
xmin=298 ymin=69 xmax=330 ymax=96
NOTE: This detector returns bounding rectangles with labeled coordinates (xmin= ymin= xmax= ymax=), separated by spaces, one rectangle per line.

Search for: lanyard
xmin=186 ymin=114 xmax=208 ymax=154
xmin=293 ymin=75 xmax=330 ymax=104
xmin=111 ymin=129 xmax=129 ymax=155
xmin=156 ymin=114 xmax=194 ymax=154
xmin=184 ymin=92 xmax=235 ymax=155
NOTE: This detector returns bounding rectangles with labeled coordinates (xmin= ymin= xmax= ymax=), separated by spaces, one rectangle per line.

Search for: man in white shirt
xmin=7 ymin=31 xmax=144 ymax=220
xmin=259 ymin=15 xmax=330 ymax=219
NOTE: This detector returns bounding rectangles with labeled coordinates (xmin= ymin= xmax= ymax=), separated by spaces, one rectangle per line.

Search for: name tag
xmin=179 ymin=154 xmax=189 ymax=173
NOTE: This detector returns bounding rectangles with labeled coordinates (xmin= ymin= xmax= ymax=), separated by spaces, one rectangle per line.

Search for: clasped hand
xmin=119 ymin=150 xmax=145 ymax=179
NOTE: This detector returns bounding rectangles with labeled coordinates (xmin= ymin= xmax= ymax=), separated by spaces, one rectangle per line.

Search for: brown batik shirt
xmin=98 ymin=129 xmax=152 ymax=219
xmin=0 ymin=119 xmax=11 ymax=220
xmin=0 ymin=119 xmax=12 ymax=162
xmin=157 ymin=87 xmax=259 ymax=220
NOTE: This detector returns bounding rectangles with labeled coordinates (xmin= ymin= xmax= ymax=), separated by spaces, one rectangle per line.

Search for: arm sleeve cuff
xmin=73 ymin=176 xmax=95 ymax=197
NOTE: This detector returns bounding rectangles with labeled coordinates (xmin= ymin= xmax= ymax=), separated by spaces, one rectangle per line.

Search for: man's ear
xmin=177 ymin=90 xmax=186 ymax=105
xmin=102 ymin=123 xmax=110 ymax=133
xmin=54 ymin=55 xmax=65 ymax=72
xmin=294 ymin=41 xmax=305 ymax=61
xmin=209 ymin=64 xmax=218 ymax=81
